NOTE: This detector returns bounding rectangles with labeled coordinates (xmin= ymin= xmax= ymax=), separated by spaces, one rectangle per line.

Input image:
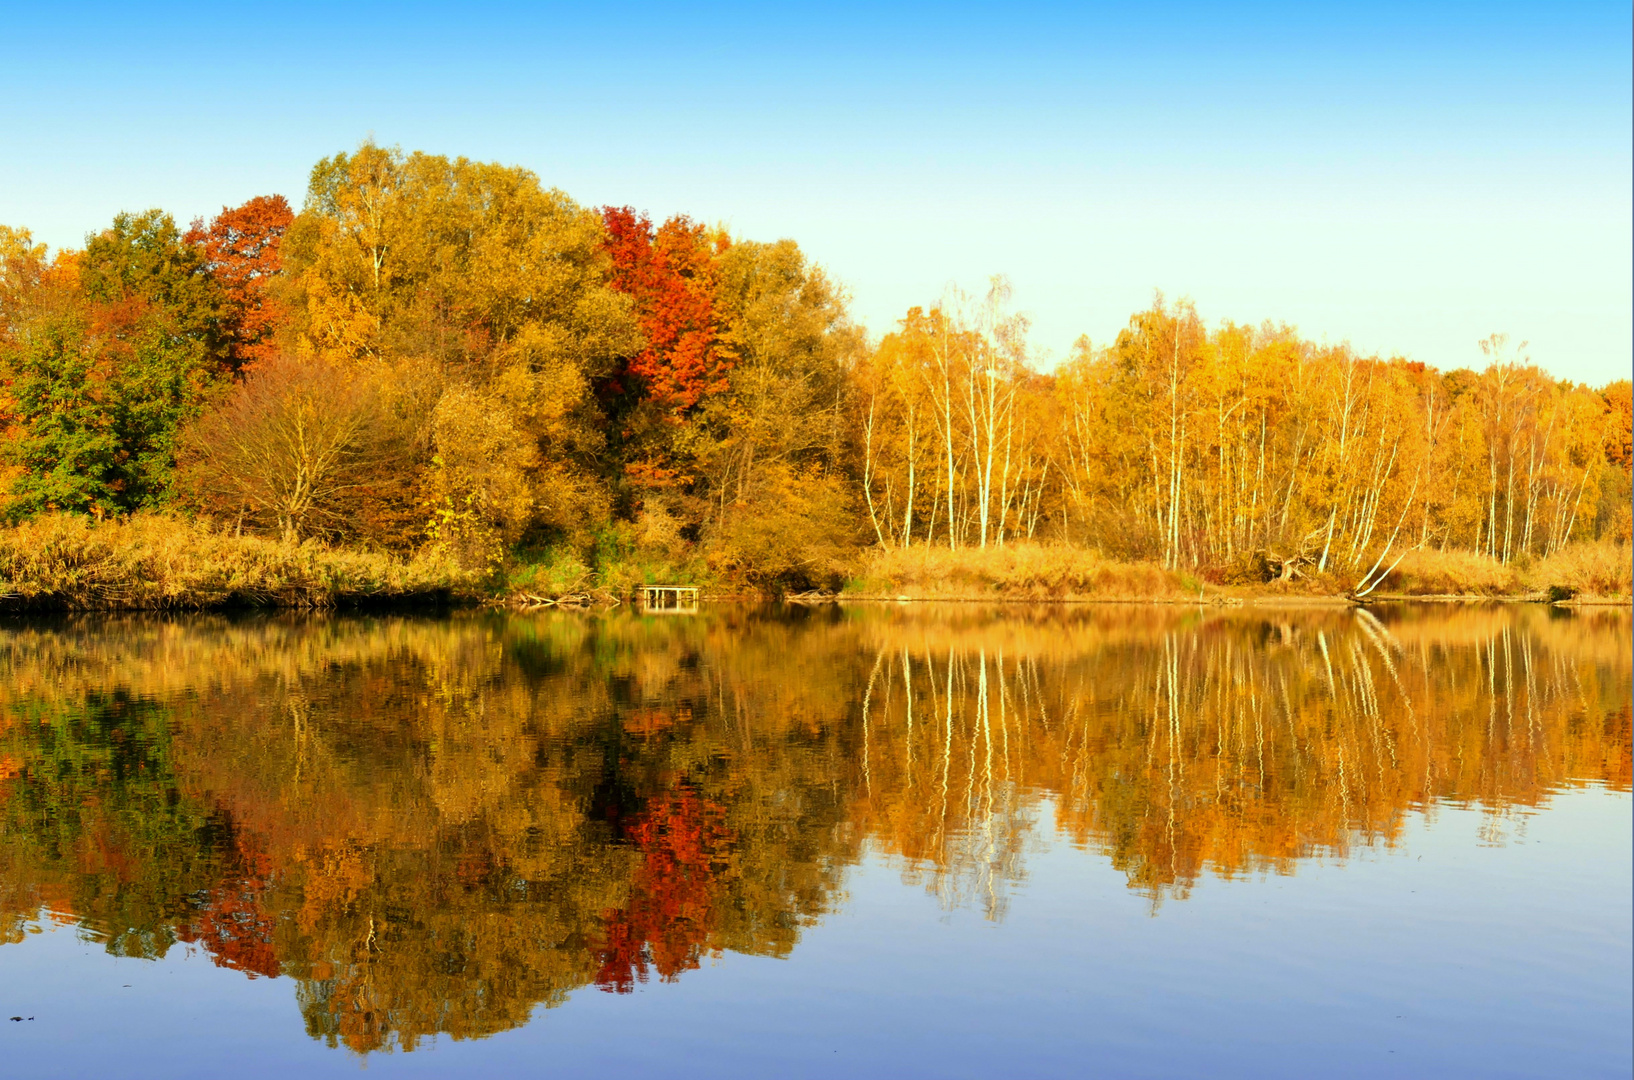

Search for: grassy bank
xmin=846 ymin=545 xmax=1206 ymax=602
xmin=3 ymin=517 xmax=1625 ymax=612
xmin=0 ymin=514 xmax=473 ymax=612
xmin=846 ymin=541 xmax=1632 ymax=604
xmin=1379 ymin=542 xmax=1632 ymax=602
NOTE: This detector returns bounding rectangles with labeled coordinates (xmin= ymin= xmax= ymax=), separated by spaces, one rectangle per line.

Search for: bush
xmin=177 ymin=352 xmax=391 ymax=541
xmin=708 ymin=463 xmax=858 ymax=590
xmin=501 ymin=545 xmax=596 ymax=598
xmin=589 ymin=523 xmax=712 ymax=597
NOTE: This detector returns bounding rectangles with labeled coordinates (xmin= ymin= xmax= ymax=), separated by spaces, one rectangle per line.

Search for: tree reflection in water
xmin=0 ymin=604 xmax=1626 ymax=1052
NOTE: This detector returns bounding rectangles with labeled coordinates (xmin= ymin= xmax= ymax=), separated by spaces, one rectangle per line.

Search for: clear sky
xmin=3 ymin=2 xmax=1629 ymax=383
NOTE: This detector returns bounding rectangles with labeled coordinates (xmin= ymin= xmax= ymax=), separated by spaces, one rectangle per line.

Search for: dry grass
xmin=1381 ymin=548 xmax=1524 ymax=597
xmin=1376 ymin=542 xmax=1631 ymax=601
xmin=1530 ymin=541 xmax=1632 ymax=600
xmin=849 ymin=543 xmax=1195 ymax=601
xmin=0 ymin=513 xmax=474 ymax=611
xmin=855 ymin=541 xmax=1632 ymax=604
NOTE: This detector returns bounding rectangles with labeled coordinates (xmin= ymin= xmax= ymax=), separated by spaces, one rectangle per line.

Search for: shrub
xmin=502 ymin=546 xmax=596 ymax=599
xmin=177 ymin=352 xmax=388 ymax=541
xmin=708 ymin=463 xmax=857 ymax=590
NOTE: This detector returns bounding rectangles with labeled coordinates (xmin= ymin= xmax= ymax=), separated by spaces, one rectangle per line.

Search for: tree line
xmin=1 ymin=143 xmax=1628 ymax=588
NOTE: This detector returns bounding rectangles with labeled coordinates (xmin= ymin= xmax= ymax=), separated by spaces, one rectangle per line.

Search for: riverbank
xmin=1363 ymin=543 xmax=1631 ymax=606
xmin=0 ymin=514 xmax=471 ymax=612
xmin=839 ymin=542 xmax=1632 ymax=606
xmin=3 ymin=516 xmax=1627 ymax=613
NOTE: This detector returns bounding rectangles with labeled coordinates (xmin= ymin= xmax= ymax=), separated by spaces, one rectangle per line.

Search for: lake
xmin=0 ymin=603 xmax=1628 ymax=1079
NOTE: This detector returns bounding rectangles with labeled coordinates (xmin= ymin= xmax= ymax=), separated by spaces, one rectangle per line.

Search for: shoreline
xmin=829 ymin=592 xmax=1350 ymax=607
xmin=4 ymin=516 xmax=1627 ymax=615
xmin=8 ymin=590 xmax=1628 ymax=617
xmin=827 ymin=592 xmax=1631 ymax=608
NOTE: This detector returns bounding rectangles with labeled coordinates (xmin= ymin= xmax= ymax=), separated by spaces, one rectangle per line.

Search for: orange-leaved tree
xmin=186 ymin=195 xmax=294 ymax=374
xmin=600 ymin=207 xmax=734 ymax=417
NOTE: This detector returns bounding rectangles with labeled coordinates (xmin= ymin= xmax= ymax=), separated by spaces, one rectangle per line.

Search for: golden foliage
xmin=7 ymin=153 xmax=1630 ymax=591
xmin=854 ymin=294 xmax=1631 ymax=599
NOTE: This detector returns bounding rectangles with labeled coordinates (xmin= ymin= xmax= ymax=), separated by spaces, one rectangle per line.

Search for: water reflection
xmin=0 ymin=604 xmax=1626 ymax=1053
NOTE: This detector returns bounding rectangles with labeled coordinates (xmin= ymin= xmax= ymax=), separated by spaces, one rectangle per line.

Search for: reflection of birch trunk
xmin=903 ymin=648 xmax=915 ymax=774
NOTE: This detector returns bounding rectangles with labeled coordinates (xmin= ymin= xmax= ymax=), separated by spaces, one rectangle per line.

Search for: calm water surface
xmin=0 ymin=603 xmax=1628 ymax=1078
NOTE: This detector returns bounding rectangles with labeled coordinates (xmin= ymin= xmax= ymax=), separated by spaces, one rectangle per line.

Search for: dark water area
xmin=0 ymin=603 xmax=1628 ymax=1079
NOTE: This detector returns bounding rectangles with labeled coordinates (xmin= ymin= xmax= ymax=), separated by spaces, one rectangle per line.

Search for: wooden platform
xmin=639 ymin=585 xmax=700 ymax=613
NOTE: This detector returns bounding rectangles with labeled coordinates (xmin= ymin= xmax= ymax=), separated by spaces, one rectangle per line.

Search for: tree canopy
xmin=0 ymin=144 xmax=1628 ymax=587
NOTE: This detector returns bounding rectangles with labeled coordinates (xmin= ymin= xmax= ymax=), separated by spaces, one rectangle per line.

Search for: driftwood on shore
xmin=1258 ymin=550 xmax=1310 ymax=583
xmin=784 ymin=590 xmax=840 ymax=605
xmin=499 ymin=591 xmax=620 ymax=610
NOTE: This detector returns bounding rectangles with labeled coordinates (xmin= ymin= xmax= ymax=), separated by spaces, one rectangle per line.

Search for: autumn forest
xmin=1 ymin=143 xmax=1629 ymax=604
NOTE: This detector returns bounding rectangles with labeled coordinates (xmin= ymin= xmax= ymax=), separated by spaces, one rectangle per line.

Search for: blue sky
xmin=3 ymin=2 xmax=1629 ymax=382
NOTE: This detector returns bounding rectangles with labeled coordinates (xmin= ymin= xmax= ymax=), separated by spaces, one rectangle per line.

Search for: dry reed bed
xmin=0 ymin=514 xmax=472 ymax=611
xmin=1 ymin=517 xmax=1624 ymax=612
xmin=851 ymin=545 xmax=1193 ymax=601
xmin=856 ymin=541 xmax=1630 ymax=604
xmin=1384 ymin=542 xmax=1631 ymax=600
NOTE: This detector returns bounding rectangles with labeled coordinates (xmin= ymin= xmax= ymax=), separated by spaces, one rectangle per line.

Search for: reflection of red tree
xmin=1604 ymin=703 xmax=1633 ymax=789
xmin=594 ymin=784 xmax=734 ymax=993
xmin=175 ymin=834 xmax=281 ymax=979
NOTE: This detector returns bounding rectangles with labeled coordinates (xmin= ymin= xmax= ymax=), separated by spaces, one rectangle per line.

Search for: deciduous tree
xmin=178 ymin=352 xmax=383 ymax=540
xmin=185 ymin=195 xmax=294 ymax=374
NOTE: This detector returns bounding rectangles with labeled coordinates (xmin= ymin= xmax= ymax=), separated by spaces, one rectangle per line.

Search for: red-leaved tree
xmin=601 ymin=207 xmax=734 ymax=415
xmin=186 ymin=195 xmax=294 ymax=374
